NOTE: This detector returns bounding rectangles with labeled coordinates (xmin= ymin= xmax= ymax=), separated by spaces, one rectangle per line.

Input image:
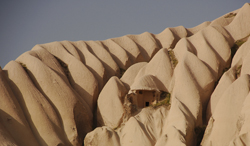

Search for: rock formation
xmin=0 ymin=3 xmax=250 ymax=146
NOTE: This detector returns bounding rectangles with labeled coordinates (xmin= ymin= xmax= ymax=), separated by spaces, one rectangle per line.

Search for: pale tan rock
xmin=72 ymin=41 xmax=107 ymax=90
xmin=16 ymin=52 xmax=92 ymax=145
xmin=160 ymin=52 xmax=214 ymax=146
xmin=131 ymin=75 xmax=163 ymax=92
xmin=239 ymin=41 xmax=250 ymax=76
xmin=206 ymin=68 xmax=236 ymax=122
xmin=228 ymin=92 xmax=250 ymax=146
xmin=231 ymin=38 xmax=250 ymax=67
xmin=225 ymin=3 xmax=250 ymax=41
xmin=127 ymin=32 xmax=160 ymax=62
xmin=31 ymin=44 xmax=70 ymax=84
xmin=60 ymin=40 xmax=82 ymax=61
xmin=101 ymin=39 xmax=132 ymax=69
xmin=155 ymin=126 xmax=186 ymax=146
xmin=187 ymin=21 xmax=211 ymax=35
xmin=112 ymin=35 xmax=144 ymax=63
xmin=120 ymin=117 xmax=154 ymax=146
xmin=169 ymin=26 xmax=188 ymax=48
xmin=134 ymin=106 xmax=170 ymax=141
xmin=4 ymin=61 xmax=71 ymax=145
xmin=40 ymin=41 xmax=98 ymax=111
xmin=84 ymin=126 xmax=120 ymax=146
xmin=154 ymin=49 xmax=215 ymax=146
xmin=97 ymin=76 xmax=128 ymax=128
xmin=187 ymin=26 xmax=231 ymax=79
xmin=210 ymin=9 xmax=239 ymax=27
xmin=120 ymin=62 xmax=147 ymax=89
xmin=229 ymin=133 xmax=250 ymax=146
xmin=115 ymin=106 xmax=170 ymax=146
xmin=31 ymin=45 xmax=93 ymax=116
xmin=207 ymin=37 xmax=250 ymax=123
xmin=85 ymin=40 xmax=120 ymax=77
xmin=0 ymin=121 xmax=18 ymax=146
xmin=189 ymin=33 xmax=221 ymax=80
xmin=2 ymin=3 xmax=250 ymax=145
xmin=158 ymin=93 xmax=202 ymax=146
xmin=172 ymin=52 xmax=214 ymax=117
xmin=0 ymin=67 xmax=40 ymax=146
xmin=173 ymin=38 xmax=195 ymax=61
xmin=211 ymin=25 xmax=235 ymax=47
xmin=175 ymin=25 xmax=231 ymax=80
xmin=154 ymin=28 xmax=175 ymax=49
xmin=200 ymin=26 xmax=231 ymax=68
xmin=210 ymin=16 xmax=234 ymax=27
xmin=169 ymin=26 xmax=188 ymax=39
xmin=134 ymin=48 xmax=173 ymax=91
xmin=201 ymin=74 xmax=250 ymax=146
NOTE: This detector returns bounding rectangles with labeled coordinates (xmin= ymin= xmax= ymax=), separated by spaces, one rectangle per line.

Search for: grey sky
xmin=0 ymin=0 xmax=247 ymax=67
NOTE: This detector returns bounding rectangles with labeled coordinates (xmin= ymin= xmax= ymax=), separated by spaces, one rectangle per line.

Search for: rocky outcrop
xmin=0 ymin=3 xmax=250 ymax=146
xmin=97 ymin=76 xmax=128 ymax=128
xmin=0 ymin=65 xmax=40 ymax=146
xmin=202 ymin=35 xmax=250 ymax=146
xmin=86 ymin=3 xmax=250 ymax=146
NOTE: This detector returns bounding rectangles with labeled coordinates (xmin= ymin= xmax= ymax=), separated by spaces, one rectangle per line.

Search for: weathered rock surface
xmin=202 ymin=74 xmax=250 ymax=146
xmin=0 ymin=3 xmax=250 ymax=146
xmin=84 ymin=126 xmax=119 ymax=146
xmin=97 ymin=76 xmax=128 ymax=128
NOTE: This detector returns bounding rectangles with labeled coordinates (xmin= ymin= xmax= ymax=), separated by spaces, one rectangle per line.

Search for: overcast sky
xmin=0 ymin=0 xmax=248 ymax=67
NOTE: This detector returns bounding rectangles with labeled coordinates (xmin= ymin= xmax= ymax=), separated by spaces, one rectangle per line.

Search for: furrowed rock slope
xmin=0 ymin=3 xmax=250 ymax=146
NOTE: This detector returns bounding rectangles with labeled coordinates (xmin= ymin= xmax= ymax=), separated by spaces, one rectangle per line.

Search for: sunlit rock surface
xmin=0 ymin=3 xmax=250 ymax=146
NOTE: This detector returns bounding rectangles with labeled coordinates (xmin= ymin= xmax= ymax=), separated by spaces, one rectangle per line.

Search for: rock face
xmin=0 ymin=3 xmax=250 ymax=146
xmin=97 ymin=76 xmax=128 ymax=128
xmin=84 ymin=126 xmax=120 ymax=146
